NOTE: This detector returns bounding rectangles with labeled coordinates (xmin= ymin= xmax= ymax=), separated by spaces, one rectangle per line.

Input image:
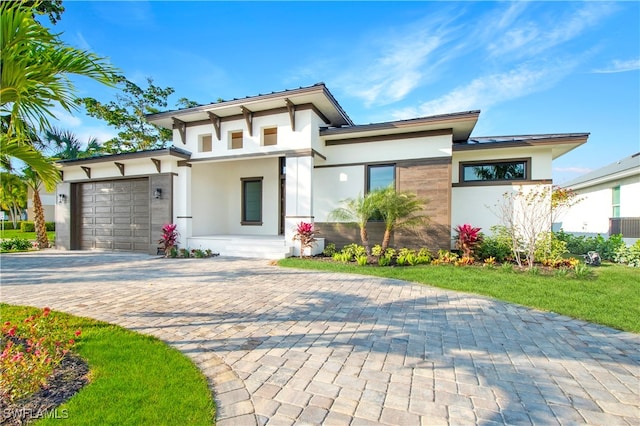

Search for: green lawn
xmin=1 ymin=305 xmax=215 ymax=425
xmin=279 ymin=258 xmax=640 ymax=333
xmin=0 ymin=229 xmax=55 ymax=241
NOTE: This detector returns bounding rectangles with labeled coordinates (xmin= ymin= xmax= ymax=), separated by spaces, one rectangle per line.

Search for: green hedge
xmin=1 ymin=221 xmax=25 ymax=230
xmin=19 ymin=221 xmax=55 ymax=232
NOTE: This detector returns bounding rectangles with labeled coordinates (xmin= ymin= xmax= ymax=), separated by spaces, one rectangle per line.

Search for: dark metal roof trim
xmin=146 ymin=82 xmax=354 ymax=126
xmin=454 ymin=133 xmax=590 ymax=151
xmin=320 ymin=110 xmax=480 ymax=136
xmin=56 ymin=146 xmax=192 ymax=166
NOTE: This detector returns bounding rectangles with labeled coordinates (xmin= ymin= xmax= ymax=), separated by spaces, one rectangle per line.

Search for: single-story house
xmin=559 ymin=152 xmax=640 ymax=244
xmin=55 ymin=83 xmax=588 ymax=258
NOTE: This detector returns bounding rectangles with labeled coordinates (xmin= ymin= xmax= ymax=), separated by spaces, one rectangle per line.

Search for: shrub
xmin=436 ymin=250 xmax=458 ymax=264
xmin=341 ymin=243 xmax=366 ymax=261
xmin=356 ymin=254 xmax=368 ymax=266
xmin=1 ymin=238 xmax=32 ymax=251
xmin=1 ymin=307 xmax=81 ymax=402
xmin=475 ymin=229 xmax=512 ymax=262
xmin=453 ymin=224 xmax=482 ymax=257
xmin=292 ymin=221 xmax=317 ymax=258
xmin=454 ymin=256 xmax=474 ymax=267
xmin=483 ymin=256 xmax=496 ymax=268
xmin=396 ymin=248 xmax=415 ymax=266
xmin=323 ymin=243 xmax=337 ymax=257
xmin=415 ymin=248 xmax=432 ymax=265
xmin=158 ymin=223 xmax=179 ymax=258
xmin=613 ymin=241 xmax=640 ymax=267
xmin=535 ymin=232 xmax=568 ymax=267
xmin=595 ymin=234 xmax=625 ymax=261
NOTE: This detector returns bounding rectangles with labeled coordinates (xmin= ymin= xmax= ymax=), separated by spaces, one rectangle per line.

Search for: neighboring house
xmin=27 ymin=187 xmax=55 ymax=223
xmin=559 ymin=152 xmax=640 ymax=244
xmin=55 ymin=83 xmax=588 ymax=257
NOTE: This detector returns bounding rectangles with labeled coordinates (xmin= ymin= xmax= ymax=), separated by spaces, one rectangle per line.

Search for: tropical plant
xmin=355 ymin=254 xmax=368 ymax=266
xmin=322 ymin=243 xmax=336 ymax=257
xmin=329 ymin=191 xmax=381 ymax=255
xmin=158 ymin=223 xmax=179 ymax=257
xmin=375 ymin=187 xmax=428 ymax=252
xmin=0 ymin=3 xmax=117 ymax=189
xmin=292 ymin=221 xmax=317 ymax=258
xmin=20 ymin=167 xmax=48 ymax=249
xmin=0 ymin=172 xmax=27 ymax=227
xmin=42 ymin=127 xmax=103 ymax=160
xmin=454 ymin=224 xmax=482 ymax=257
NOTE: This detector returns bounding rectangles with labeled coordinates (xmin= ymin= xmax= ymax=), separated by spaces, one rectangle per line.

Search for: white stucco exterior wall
xmin=559 ymin=175 xmax=640 ymax=235
xmin=313 ymin=165 xmax=366 ymax=222
xmin=190 ymin=158 xmax=280 ymax=236
xmin=321 ymin=133 xmax=452 ymax=166
xmin=175 ymin=110 xmax=315 ymax=160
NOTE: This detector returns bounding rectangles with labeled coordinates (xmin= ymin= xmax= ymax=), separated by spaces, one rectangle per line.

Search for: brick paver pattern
xmin=1 ymin=252 xmax=638 ymax=425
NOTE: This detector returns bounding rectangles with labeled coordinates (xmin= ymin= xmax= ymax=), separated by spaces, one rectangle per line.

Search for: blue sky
xmin=49 ymin=1 xmax=639 ymax=183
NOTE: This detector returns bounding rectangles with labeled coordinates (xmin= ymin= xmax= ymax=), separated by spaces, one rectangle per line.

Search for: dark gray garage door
xmin=79 ymin=178 xmax=150 ymax=252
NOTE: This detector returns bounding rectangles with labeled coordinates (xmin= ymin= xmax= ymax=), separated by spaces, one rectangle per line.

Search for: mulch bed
xmin=0 ymin=352 xmax=89 ymax=425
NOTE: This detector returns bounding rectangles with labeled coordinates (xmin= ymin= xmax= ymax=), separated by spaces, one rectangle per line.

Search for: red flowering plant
xmin=454 ymin=224 xmax=482 ymax=258
xmin=158 ymin=223 xmax=179 ymax=257
xmin=292 ymin=221 xmax=317 ymax=258
xmin=1 ymin=307 xmax=81 ymax=403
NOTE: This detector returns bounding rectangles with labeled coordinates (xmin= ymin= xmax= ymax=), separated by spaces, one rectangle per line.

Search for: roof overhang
xmin=146 ymin=83 xmax=353 ymax=130
xmin=454 ymin=133 xmax=589 ymax=159
xmin=320 ymin=110 xmax=479 ymax=144
xmin=56 ymin=146 xmax=192 ymax=167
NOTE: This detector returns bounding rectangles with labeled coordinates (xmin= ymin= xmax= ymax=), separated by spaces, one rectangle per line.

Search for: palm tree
xmin=0 ymin=172 xmax=27 ymax=228
xmin=1 ymin=4 xmax=117 ymax=190
xmin=377 ymin=187 xmax=428 ymax=252
xmin=43 ymin=127 xmax=102 ymax=160
xmin=21 ymin=167 xmax=48 ymax=249
xmin=329 ymin=191 xmax=381 ymax=255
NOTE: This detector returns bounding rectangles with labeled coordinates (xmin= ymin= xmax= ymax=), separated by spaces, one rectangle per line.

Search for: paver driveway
xmin=1 ymin=251 xmax=638 ymax=425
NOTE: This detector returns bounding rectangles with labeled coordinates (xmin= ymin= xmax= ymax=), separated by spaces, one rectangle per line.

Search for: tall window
xmin=242 ymin=177 xmax=262 ymax=225
xmin=263 ymin=127 xmax=277 ymax=146
xmin=461 ymin=159 xmax=528 ymax=182
xmin=231 ymin=131 xmax=243 ymax=149
xmin=199 ymin=134 xmax=212 ymax=152
xmin=612 ymin=186 xmax=621 ymax=218
xmin=367 ymin=164 xmax=395 ymax=192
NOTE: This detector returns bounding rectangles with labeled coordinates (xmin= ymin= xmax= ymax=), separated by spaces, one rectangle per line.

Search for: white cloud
xmin=392 ymin=61 xmax=573 ymax=119
xmin=341 ymin=35 xmax=443 ymax=107
xmin=486 ymin=2 xmax=616 ymax=59
xmin=592 ymin=58 xmax=640 ymax=74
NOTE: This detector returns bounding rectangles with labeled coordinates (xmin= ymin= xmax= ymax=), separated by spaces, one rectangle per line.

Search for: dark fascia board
xmin=56 ymin=146 xmax=192 ymax=166
xmin=320 ymin=110 xmax=480 ymax=137
xmin=146 ymin=83 xmax=354 ymax=126
xmin=453 ymin=133 xmax=590 ymax=151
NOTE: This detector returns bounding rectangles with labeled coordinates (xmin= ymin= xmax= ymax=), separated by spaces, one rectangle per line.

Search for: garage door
xmin=79 ymin=179 xmax=150 ymax=252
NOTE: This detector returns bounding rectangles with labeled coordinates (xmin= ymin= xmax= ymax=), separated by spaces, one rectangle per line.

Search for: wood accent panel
xmin=395 ymin=161 xmax=453 ymax=251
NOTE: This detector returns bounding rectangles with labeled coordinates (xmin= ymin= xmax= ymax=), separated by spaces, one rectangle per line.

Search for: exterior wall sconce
xmin=154 ymin=188 xmax=162 ymax=199
xmin=58 ymin=194 xmax=67 ymax=204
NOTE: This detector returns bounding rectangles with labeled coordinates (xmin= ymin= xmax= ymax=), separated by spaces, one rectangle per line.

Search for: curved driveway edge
xmin=1 ymin=251 xmax=638 ymax=425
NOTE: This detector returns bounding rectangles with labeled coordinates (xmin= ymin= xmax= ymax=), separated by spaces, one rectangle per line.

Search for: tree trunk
xmin=32 ymin=190 xmax=49 ymax=249
xmin=381 ymin=228 xmax=392 ymax=252
xmin=359 ymin=226 xmax=370 ymax=255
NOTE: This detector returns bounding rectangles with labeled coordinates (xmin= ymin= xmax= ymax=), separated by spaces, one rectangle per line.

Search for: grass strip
xmin=1 ymin=304 xmax=215 ymax=425
xmin=278 ymin=259 xmax=640 ymax=333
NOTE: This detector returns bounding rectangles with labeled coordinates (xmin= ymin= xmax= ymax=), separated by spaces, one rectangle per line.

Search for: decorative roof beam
xmin=151 ymin=158 xmax=161 ymax=173
xmin=241 ymin=106 xmax=253 ymax=136
xmin=114 ymin=162 xmax=125 ymax=176
xmin=172 ymin=117 xmax=187 ymax=144
xmin=207 ymin=112 xmax=221 ymax=140
xmin=81 ymin=166 xmax=91 ymax=179
xmin=285 ymin=98 xmax=296 ymax=132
